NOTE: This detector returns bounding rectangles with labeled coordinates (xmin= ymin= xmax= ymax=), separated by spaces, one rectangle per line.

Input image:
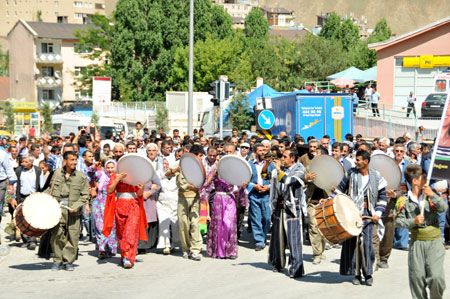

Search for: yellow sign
xmin=420 ymin=55 xmax=434 ymax=68
xmin=403 ymin=56 xmax=450 ymax=68
xmin=12 ymin=102 xmax=37 ymax=112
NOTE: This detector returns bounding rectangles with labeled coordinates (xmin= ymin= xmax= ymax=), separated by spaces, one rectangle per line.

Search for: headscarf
xmin=98 ymin=160 xmax=117 ymax=192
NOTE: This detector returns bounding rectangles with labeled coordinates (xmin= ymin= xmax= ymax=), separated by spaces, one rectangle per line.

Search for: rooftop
xmin=10 ymin=20 xmax=89 ymax=39
xmin=261 ymin=7 xmax=293 ymax=14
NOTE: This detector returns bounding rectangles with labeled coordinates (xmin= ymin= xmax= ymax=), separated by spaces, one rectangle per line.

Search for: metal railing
xmin=94 ymin=101 xmax=164 ymax=123
xmin=304 ymin=81 xmax=334 ymax=92
xmin=354 ymin=109 xmax=439 ymax=140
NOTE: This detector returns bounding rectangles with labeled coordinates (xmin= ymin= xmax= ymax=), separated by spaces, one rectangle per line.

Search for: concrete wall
xmin=8 ymin=21 xmax=36 ymax=102
xmin=375 ymin=21 xmax=450 ymax=105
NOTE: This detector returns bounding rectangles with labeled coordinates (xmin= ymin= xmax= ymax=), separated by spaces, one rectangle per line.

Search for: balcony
xmin=35 ymin=53 xmax=63 ymax=64
xmin=36 ymin=76 xmax=63 ymax=87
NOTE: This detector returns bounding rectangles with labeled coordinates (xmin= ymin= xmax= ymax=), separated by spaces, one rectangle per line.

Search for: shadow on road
xmin=9 ymin=262 xmax=79 ymax=271
xmin=300 ymin=271 xmax=350 ymax=284
xmin=235 ymin=262 xmax=273 ymax=271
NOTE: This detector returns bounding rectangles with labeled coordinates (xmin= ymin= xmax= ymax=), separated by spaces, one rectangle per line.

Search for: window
xmin=57 ymin=16 xmax=67 ymax=23
xmin=6 ymin=11 xmax=9 ymax=17
xmin=54 ymin=0 xmax=58 ymax=6
xmin=41 ymin=66 xmax=54 ymax=77
xmin=74 ymin=66 xmax=87 ymax=77
xmin=95 ymin=3 xmax=103 ymax=9
xmin=41 ymin=43 xmax=54 ymax=53
xmin=42 ymin=89 xmax=55 ymax=100
xmin=74 ymin=12 xmax=83 ymax=19
xmin=13 ymin=0 xmax=16 ymax=5
xmin=74 ymin=1 xmax=82 ymax=7
xmin=6 ymin=1 xmax=8 ymax=6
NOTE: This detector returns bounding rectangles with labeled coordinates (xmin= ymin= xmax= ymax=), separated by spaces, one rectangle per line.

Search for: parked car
xmin=421 ymin=93 xmax=448 ymax=118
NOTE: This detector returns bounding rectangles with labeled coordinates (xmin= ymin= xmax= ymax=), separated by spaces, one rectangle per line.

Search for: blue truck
xmin=270 ymin=93 xmax=353 ymax=142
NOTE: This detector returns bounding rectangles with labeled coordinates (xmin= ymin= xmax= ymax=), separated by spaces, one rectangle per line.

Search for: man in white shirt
xmin=406 ymin=91 xmax=417 ymax=118
xmin=364 ymin=84 xmax=373 ymax=108
xmin=10 ymin=154 xmax=41 ymax=249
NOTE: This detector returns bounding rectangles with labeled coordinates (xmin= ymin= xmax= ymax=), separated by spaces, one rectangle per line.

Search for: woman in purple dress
xmin=93 ymin=160 xmax=118 ymax=259
xmin=203 ymin=165 xmax=247 ymax=259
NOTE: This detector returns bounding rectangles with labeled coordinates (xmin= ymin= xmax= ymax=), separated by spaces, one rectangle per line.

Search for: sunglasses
xmin=394 ymin=150 xmax=405 ymax=153
xmin=240 ymin=146 xmax=249 ymax=149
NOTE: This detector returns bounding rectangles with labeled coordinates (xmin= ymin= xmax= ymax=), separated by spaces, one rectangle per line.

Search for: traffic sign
xmin=258 ymin=110 xmax=275 ymax=130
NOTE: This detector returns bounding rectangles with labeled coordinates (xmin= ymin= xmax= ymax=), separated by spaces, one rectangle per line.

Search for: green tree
xmin=37 ymin=10 xmax=43 ymax=22
xmin=4 ymin=102 xmax=15 ymax=134
xmin=369 ymin=18 xmax=392 ymax=43
xmin=298 ymin=33 xmax=350 ymax=80
xmin=319 ymin=12 xmax=341 ymax=40
xmin=111 ymin=0 xmax=233 ymax=102
xmin=244 ymin=7 xmax=268 ymax=41
xmin=41 ymin=103 xmax=53 ymax=133
xmin=228 ymin=92 xmax=253 ymax=132
xmin=337 ymin=18 xmax=360 ymax=51
xmin=155 ymin=104 xmax=168 ymax=131
xmin=0 ymin=45 xmax=8 ymax=76
xmin=169 ymin=36 xmax=243 ymax=91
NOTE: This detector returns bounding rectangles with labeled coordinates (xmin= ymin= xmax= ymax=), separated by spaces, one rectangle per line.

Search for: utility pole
xmin=187 ymin=0 xmax=194 ymax=136
xmin=219 ymin=78 xmax=225 ymax=139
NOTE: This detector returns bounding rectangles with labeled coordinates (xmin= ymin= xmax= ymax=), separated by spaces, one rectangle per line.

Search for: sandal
xmin=98 ymin=251 xmax=107 ymax=259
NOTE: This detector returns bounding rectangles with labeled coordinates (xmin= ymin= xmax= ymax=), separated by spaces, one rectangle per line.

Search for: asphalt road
xmin=1 ymin=217 xmax=449 ymax=299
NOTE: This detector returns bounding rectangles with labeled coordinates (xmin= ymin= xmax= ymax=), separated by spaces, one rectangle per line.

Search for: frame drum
xmin=117 ymin=154 xmax=155 ymax=186
xmin=217 ymin=155 xmax=252 ymax=186
xmin=314 ymin=193 xmax=363 ymax=244
xmin=180 ymin=153 xmax=206 ymax=188
xmin=369 ymin=154 xmax=402 ymax=190
xmin=309 ymin=155 xmax=344 ymax=191
xmin=14 ymin=192 xmax=62 ymax=237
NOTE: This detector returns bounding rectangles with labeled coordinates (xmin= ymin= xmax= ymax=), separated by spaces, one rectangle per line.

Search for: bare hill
xmin=259 ymin=0 xmax=450 ymax=35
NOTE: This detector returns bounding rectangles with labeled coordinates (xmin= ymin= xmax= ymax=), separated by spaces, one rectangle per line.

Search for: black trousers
xmin=371 ymin=103 xmax=380 ymax=117
xmin=407 ymin=103 xmax=416 ymax=117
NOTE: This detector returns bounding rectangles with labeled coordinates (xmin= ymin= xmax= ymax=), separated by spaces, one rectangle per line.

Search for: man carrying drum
xmin=47 ymin=151 xmax=90 ymax=271
xmin=302 ymin=139 xmax=329 ymax=265
xmin=165 ymin=144 xmax=205 ymax=261
xmin=321 ymin=150 xmax=387 ymax=286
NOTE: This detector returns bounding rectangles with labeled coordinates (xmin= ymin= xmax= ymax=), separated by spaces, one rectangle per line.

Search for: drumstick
xmin=60 ymin=204 xmax=71 ymax=210
xmin=421 ymin=180 xmax=430 ymax=216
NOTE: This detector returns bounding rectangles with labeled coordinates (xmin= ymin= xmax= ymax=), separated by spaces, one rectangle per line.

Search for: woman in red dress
xmin=103 ymin=172 xmax=148 ymax=269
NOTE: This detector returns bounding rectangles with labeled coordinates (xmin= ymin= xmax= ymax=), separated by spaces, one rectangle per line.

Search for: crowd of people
xmin=0 ymin=122 xmax=447 ymax=298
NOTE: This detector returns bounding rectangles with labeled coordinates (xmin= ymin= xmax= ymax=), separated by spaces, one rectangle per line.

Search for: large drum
xmin=314 ymin=194 xmax=363 ymax=244
xmin=217 ymin=155 xmax=252 ymax=186
xmin=14 ymin=193 xmax=62 ymax=237
xmin=180 ymin=153 xmax=206 ymax=188
xmin=117 ymin=154 xmax=155 ymax=186
xmin=309 ymin=154 xmax=344 ymax=191
xmin=369 ymin=154 xmax=402 ymax=190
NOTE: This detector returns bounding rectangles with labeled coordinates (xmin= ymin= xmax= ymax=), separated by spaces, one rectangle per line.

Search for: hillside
xmin=259 ymin=0 xmax=450 ymax=35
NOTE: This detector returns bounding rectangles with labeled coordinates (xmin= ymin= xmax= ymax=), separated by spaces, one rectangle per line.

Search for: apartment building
xmin=8 ymin=20 xmax=97 ymax=107
xmin=214 ymin=0 xmax=258 ymax=29
xmin=0 ymin=0 xmax=111 ymax=39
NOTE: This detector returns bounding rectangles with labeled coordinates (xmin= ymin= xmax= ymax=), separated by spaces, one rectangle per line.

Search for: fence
xmin=354 ymin=110 xmax=438 ymax=141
